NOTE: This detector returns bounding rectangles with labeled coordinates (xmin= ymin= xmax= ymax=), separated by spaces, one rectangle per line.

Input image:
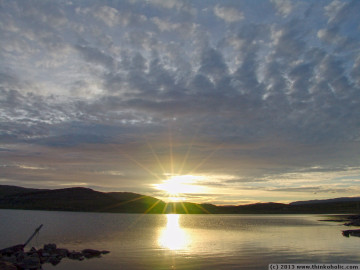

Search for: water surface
xmin=0 ymin=210 xmax=359 ymax=269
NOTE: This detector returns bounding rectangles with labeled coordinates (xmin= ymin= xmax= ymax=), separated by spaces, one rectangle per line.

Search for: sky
xmin=0 ymin=0 xmax=360 ymax=205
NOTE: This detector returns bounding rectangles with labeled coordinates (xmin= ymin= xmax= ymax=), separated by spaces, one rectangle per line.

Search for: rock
xmin=39 ymin=250 xmax=50 ymax=258
xmin=28 ymin=247 xmax=37 ymax=255
xmin=15 ymin=250 xmax=26 ymax=262
xmin=340 ymin=215 xmax=360 ymax=226
xmin=342 ymin=229 xmax=360 ymax=237
xmin=0 ymin=245 xmax=24 ymax=256
xmin=48 ymin=255 xmax=62 ymax=266
xmin=1 ymin=255 xmax=17 ymax=264
xmin=43 ymin=243 xmax=56 ymax=252
xmin=16 ymin=254 xmax=41 ymax=270
xmin=54 ymin=248 xmax=69 ymax=257
xmin=0 ymin=261 xmax=17 ymax=270
xmin=82 ymin=249 xmax=101 ymax=258
xmin=1 ymin=243 xmax=108 ymax=269
xmin=344 ymin=220 xmax=360 ymax=226
xmin=68 ymin=251 xmax=84 ymax=261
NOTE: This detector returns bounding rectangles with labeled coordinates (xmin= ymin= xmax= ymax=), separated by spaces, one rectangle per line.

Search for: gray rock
xmin=0 ymin=261 xmax=17 ymax=270
xmin=43 ymin=243 xmax=56 ymax=252
xmin=82 ymin=249 xmax=101 ymax=258
xmin=1 ymin=243 xmax=109 ymax=269
xmin=16 ymin=254 xmax=41 ymax=270
xmin=0 ymin=245 xmax=24 ymax=256
xmin=48 ymin=255 xmax=62 ymax=266
xmin=342 ymin=229 xmax=360 ymax=237
xmin=54 ymin=248 xmax=69 ymax=257
xmin=68 ymin=251 xmax=84 ymax=261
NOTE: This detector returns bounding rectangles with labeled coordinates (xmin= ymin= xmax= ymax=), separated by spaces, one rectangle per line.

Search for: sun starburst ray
xmin=194 ymin=203 xmax=211 ymax=214
xmin=188 ymin=142 xmax=224 ymax=175
xmin=144 ymin=199 xmax=162 ymax=214
xmin=168 ymin=125 xmax=174 ymax=175
xmin=100 ymin=195 xmax=148 ymax=211
xmin=180 ymin=202 xmax=189 ymax=214
xmin=119 ymin=149 xmax=162 ymax=181
xmin=143 ymin=135 xmax=166 ymax=176
xmin=177 ymin=123 xmax=203 ymax=176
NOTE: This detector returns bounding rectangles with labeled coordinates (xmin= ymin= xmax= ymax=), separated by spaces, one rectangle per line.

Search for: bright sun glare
xmin=158 ymin=214 xmax=190 ymax=250
xmin=155 ymin=175 xmax=204 ymax=199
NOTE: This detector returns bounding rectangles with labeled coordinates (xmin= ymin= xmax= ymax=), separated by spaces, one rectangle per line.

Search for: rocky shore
xmin=0 ymin=243 xmax=109 ymax=270
xmin=321 ymin=214 xmax=360 ymax=238
xmin=341 ymin=214 xmax=360 ymax=238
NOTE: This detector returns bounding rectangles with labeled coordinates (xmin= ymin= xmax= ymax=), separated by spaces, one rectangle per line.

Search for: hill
xmin=291 ymin=197 xmax=360 ymax=205
xmin=0 ymin=185 xmax=45 ymax=197
xmin=1 ymin=185 xmax=360 ymax=214
xmin=0 ymin=185 xmax=212 ymax=214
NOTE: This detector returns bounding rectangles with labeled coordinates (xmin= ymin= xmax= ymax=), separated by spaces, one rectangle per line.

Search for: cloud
xmin=324 ymin=0 xmax=348 ymax=24
xmin=144 ymin=0 xmax=185 ymax=10
xmin=151 ymin=17 xmax=180 ymax=32
xmin=141 ymin=0 xmax=196 ymax=15
xmin=93 ymin=6 xmax=120 ymax=27
xmin=351 ymin=55 xmax=360 ymax=87
xmin=270 ymin=20 xmax=307 ymax=60
xmin=213 ymin=5 xmax=244 ymax=22
xmin=199 ymin=47 xmax=228 ymax=83
xmin=75 ymin=44 xmax=116 ymax=71
xmin=1 ymin=0 xmax=360 ymax=203
xmin=270 ymin=0 xmax=293 ymax=17
xmin=269 ymin=186 xmax=351 ymax=194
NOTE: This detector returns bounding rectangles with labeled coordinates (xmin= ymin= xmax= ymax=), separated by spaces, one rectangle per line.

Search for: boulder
xmin=38 ymin=249 xmax=50 ymax=259
xmin=0 ymin=261 xmax=17 ymax=270
xmin=43 ymin=243 xmax=56 ymax=252
xmin=16 ymin=254 xmax=41 ymax=270
xmin=0 ymin=245 xmax=24 ymax=256
xmin=342 ymin=229 xmax=360 ymax=237
xmin=1 ymin=243 xmax=108 ymax=269
xmin=344 ymin=220 xmax=360 ymax=226
xmin=1 ymin=256 xmax=16 ymax=265
xmin=48 ymin=255 xmax=62 ymax=266
xmin=54 ymin=248 xmax=69 ymax=257
xmin=82 ymin=249 xmax=102 ymax=258
xmin=68 ymin=251 xmax=84 ymax=261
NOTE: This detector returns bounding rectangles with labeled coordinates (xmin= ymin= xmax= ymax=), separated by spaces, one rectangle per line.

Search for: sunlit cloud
xmin=16 ymin=164 xmax=50 ymax=170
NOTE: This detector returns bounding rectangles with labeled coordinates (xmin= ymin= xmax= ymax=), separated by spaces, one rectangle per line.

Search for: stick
xmin=23 ymin=224 xmax=43 ymax=248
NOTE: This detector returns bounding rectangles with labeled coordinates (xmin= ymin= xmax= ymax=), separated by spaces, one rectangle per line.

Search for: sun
xmin=155 ymin=174 xmax=203 ymax=198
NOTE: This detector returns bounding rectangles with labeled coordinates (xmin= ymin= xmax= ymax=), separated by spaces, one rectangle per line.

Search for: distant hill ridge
xmin=290 ymin=197 xmax=360 ymax=205
xmin=0 ymin=185 xmax=209 ymax=214
xmin=1 ymin=185 xmax=360 ymax=214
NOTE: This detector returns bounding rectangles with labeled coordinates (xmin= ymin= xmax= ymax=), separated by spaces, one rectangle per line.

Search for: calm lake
xmin=0 ymin=210 xmax=359 ymax=269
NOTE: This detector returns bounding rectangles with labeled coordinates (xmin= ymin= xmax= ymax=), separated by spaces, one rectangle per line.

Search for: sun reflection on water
xmin=158 ymin=214 xmax=190 ymax=251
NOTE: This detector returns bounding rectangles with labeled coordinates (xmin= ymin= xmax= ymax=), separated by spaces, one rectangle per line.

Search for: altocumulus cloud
xmin=0 ymin=0 xmax=360 ymax=204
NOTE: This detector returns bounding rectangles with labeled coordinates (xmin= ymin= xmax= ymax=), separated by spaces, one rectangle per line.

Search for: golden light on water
xmin=158 ymin=214 xmax=190 ymax=251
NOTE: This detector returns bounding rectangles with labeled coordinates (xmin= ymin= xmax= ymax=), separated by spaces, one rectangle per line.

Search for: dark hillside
xmin=1 ymin=185 xmax=360 ymax=214
xmin=0 ymin=187 xmax=118 ymax=212
xmin=0 ymin=185 xmax=45 ymax=197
